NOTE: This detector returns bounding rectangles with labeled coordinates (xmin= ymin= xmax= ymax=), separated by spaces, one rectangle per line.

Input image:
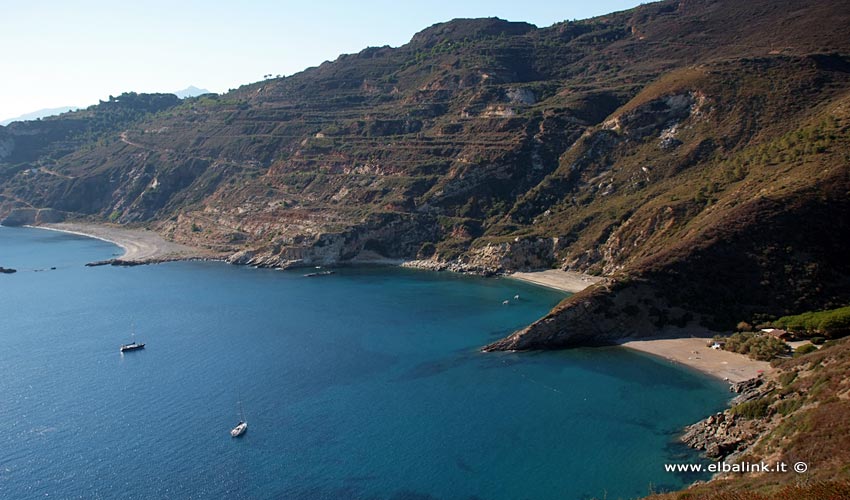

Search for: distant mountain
xmin=0 ymin=106 xmax=79 ymax=126
xmin=0 ymin=88 xmax=210 ymax=126
xmin=173 ymin=86 xmax=210 ymax=99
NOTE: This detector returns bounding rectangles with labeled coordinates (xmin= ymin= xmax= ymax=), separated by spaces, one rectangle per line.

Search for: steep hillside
xmin=2 ymin=0 xmax=850 ymax=338
xmin=647 ymin=339 xmax=850 ymax=500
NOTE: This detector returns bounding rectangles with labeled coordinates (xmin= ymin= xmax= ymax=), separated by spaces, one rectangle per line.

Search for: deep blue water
xmin=0 ymin=226 xmax=728 ymax=500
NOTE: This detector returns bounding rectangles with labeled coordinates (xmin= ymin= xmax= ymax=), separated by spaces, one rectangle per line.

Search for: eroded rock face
xmin=403 ymin=236 xmax=564 ymax=275
xmin=607 ymin=92 xmax=702 ymax=140
xmin=465 ymin=237 xmax=562 ymax=272
xmin=222 ymin=213 xmax=440 ymax=270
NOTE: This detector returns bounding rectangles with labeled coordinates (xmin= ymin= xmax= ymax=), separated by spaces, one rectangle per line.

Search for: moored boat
xmin=303 ymin=270 xmax=335 ymax=277
xmin=230 ymin=420 xmax=248 ymax=437
xmin=231 ymin=401 xmax=248 ymax=437
xmin=120 ymin=341 xmax=145 ymax=352
xmin=120 ymin=328 xmax=145 ymax=352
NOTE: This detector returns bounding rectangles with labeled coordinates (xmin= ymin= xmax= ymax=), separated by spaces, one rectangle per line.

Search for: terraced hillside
xmin=1 ymin=0 xmax=849 ymax=341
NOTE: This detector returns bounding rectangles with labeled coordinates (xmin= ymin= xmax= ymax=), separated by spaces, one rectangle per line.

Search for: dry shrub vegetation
xmin=646 ymin=338 xmax=850 ymax=499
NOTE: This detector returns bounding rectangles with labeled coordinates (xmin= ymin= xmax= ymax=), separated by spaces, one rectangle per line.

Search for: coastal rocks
xmin=730 ymin=377 xmax=766 ymax=402
xmin=466 ymin=238 xmax=561 ymax=273
xmin=225 ymin=248 xmax=301 ymax=269
xmin=681 ymin=376 xmax=774 ymax=460
xmin=401 ymin=258 xmax=497 ymax=275
xmin=219 ymin=212 xmax=440 ymax=270
xmin=0 ymin=266 xmax=17 ymax=274
xmin=681 ymin=410 xmax=767 ymax=459
xmin=404 ymin=237 xmax=562 ymax=276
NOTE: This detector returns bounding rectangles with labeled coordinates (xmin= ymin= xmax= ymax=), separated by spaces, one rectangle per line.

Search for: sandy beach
xmin=509 ymin=270 xmax=768 ymax=383
xmin=621 ymin=336 xmax=772 ymax=383
xmin=509 ymin=269 xmax=604 ymax=293
xmin=36 ymin=222 xmax=214 ymax=262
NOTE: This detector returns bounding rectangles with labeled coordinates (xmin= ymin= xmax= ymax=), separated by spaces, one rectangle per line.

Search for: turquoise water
xmin=0 ymin=226 xmax=728 ymax=499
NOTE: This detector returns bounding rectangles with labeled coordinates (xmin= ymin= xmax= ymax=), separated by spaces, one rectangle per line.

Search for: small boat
xmin=231 ymin=401 xmax=248 ymax=438
xmin=120 ymin=328 xmax=145 ymax=352
xmin=231 ymin=420 xmax=247 ymax=437
xmin=303 ymin=270 xmax=335 ymax=277
xmin=120 ymin=342 xmax=145 ymax=352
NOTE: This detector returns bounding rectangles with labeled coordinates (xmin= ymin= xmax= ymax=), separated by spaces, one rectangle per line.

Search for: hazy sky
xmin=0 ymin=0 xmax=644 ymax=121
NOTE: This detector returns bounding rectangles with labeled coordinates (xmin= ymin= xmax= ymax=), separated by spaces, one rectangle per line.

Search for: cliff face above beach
xmin=2 ymin=0 xmax=850 ymax=339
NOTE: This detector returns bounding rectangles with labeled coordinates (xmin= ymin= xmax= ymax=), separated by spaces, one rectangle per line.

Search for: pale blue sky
xmin=0 ymin=0 xmax=644 ymax=121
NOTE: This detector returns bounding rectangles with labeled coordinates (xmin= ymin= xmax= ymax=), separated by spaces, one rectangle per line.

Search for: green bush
xmin=722 ymin=332 xmax=789 ymax=361
xmin=731 ymin=398 xmax=772 ymax=419
xmin=775 ymin=398 xmax=803 ymax=416
xmin=778 ymin=371 xmax=798 ymax=387
xmin=774 ymin=306 xmax=850 ymax=337
xmin=794 ymin=344 xmax=818 ymax=357
xmin=810 ymin=336 xmax=826 ymax=345
xmin=736 ymin=321 xmax=753 ymax=332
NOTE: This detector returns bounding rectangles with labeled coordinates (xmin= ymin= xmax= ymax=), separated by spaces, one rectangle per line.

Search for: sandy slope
xmin=37 ymin=222 xmax=214 ymax=262
xmin=508 ymin=269 xmax=604 ymax=293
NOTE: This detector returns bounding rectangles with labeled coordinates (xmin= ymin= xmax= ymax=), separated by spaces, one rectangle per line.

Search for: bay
xmin=0 ymin=226 xmax=727 ymax=499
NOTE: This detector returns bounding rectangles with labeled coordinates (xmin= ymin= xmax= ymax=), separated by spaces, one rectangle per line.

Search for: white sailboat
xmin=120 ymin=325 xmax=145 ymax=352
xmin=230 ymin=401 xmax=248 ymax=437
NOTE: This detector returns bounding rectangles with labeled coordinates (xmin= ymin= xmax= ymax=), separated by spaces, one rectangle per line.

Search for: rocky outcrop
xmin=404 ymin=237 xmax=564 ymax=276
xmin=604 ymin=92 xmax=704 ymax=139
xmin=681 ymin=376 xmax=774 ymax=460
xmin=483 ymin=279 xmax=699 ymax=350
xmin=402 ymin=258 xmax=498 ymax=275
xmin=219 ymin=213 xmax=440 ymax=270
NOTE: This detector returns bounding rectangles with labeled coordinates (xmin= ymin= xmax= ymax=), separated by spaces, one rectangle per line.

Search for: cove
xmin=0 ymin=226 xmax=728 ymax=499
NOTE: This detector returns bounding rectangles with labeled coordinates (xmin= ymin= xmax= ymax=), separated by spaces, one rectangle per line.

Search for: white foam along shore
xmin=31 ymin=222 xmax=213 ymax=262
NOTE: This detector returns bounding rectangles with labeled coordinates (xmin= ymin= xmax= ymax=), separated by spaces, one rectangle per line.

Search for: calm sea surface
xmin=0 ymin=226 xmax=728 ymax=499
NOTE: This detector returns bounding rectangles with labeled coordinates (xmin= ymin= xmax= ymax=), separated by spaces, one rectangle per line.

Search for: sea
xmin=0 ymin=226 xmax=729 ymax=500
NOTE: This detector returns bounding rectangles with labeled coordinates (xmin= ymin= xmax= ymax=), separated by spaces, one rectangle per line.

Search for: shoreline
xmin=508 ymin=269 xmax=604 ymax=293
xmin=30 ymin=222 xmax=218 ymax=263
xmin=619 ymin=335 xmax=772 ymax=383
xmin=21 ymin=223 xmax=771 ymax=383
